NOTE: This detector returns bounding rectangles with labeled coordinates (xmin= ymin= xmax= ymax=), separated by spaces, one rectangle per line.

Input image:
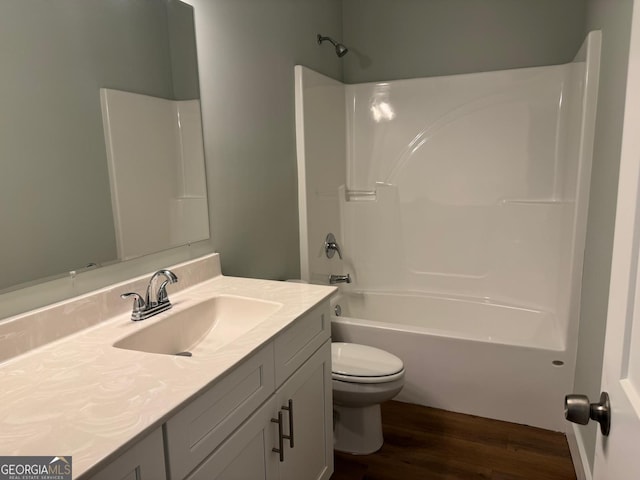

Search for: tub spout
xmin=329 ymin=274 xmax=351 ymax=284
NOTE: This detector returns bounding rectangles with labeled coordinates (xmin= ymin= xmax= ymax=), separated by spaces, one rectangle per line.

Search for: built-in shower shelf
xmin=500 ymin=199 xmax=574 ymax=206
xmin=344 ymin=189 xmax=377 ymax=201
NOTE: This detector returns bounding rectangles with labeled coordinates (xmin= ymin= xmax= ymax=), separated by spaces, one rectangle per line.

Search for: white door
xmin=593 ymin=1 xmax=640 ymax=478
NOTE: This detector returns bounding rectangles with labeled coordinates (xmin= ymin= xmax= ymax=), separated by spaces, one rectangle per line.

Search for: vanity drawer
xmin=274 ymin=301 xmax=330 ymax=386
xmin=164 ymin=343 xmax=275 ymax=480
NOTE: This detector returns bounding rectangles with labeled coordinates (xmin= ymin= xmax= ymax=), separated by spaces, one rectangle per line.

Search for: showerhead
xmin=335 ymin=43 xmax=349 ymax=58
xmin=317 ymin=34 xmax=349 ymax=58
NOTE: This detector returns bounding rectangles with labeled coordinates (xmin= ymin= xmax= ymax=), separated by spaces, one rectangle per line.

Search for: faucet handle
xmin=325 ymin=233 xmax=343 ymax=260
xmin=157 ymin=280 xmax=171 ymax=305
xmin=120 ymin=292 xmax=145 ymax=313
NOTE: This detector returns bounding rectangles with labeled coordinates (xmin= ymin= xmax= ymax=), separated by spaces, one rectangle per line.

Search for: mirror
xmin=0 ymin=0 xmax=208 ymax=294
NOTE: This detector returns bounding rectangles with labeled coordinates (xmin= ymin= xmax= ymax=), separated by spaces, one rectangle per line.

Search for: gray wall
xmin=342 ymin=0 xmax=587 ymax=83
xmin=573 ymin=0 xmax=634 ymax=471
xmin=167 ymin=0 xmax=201 ymax=100
xmin=186 ymin=0 xmax=343 ymax=280
xmin=0 ymin=0 xmax=180 ymax=291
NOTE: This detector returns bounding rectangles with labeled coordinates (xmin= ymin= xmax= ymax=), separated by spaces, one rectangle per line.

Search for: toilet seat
xmin=332 ymin=370 xmax=405 ymax=384
xmin=332 ymin=342 xmax=404 ymax=384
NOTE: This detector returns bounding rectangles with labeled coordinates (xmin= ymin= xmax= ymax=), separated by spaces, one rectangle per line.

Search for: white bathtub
xmin=330 ymin=291 xmax=572 ymax=431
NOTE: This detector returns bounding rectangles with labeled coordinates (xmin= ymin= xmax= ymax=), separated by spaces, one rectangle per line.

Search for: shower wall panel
xmin=294 ymin=67 xmax=346 ymax=283
xmin=296 ymin=32 xmax=599 ymax=352
xmin=101 ymin=89 xmax=209 ymax=261
xmin=342 ymin=64 xmax=584 ymax=320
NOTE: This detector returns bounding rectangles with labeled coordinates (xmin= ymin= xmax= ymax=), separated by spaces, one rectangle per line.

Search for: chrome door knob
xmin=564 ymin=392 xmax=611 ymax=436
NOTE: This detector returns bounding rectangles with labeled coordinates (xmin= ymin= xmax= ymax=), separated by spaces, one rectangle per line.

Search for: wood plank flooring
xmin=331 ymin=401 xmax=576 ymax=480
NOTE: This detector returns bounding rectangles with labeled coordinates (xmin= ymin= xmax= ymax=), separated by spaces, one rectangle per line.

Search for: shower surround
xmin=295 ymin=32 xmax=600 ymax=431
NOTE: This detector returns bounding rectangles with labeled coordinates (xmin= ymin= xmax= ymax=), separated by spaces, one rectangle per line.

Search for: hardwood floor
xmin=331 ymin=401 xmax=576 ymax=480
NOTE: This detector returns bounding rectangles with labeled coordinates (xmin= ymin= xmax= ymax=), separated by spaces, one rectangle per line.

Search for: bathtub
xmin=330 ymin=291 xmax=572 ymax=431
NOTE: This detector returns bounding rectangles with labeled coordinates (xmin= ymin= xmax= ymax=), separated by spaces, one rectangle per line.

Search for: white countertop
xmin=0 ymin=255 xmax=334 ymax=478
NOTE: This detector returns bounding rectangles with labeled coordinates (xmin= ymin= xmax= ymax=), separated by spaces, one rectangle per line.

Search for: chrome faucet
xmin=121 ymin=269 xmax=179 ymax=321
xmin=329 ymin=274 xmax=351 ymax=284
xmin=145 ymin=269 xmax=178 ymax=307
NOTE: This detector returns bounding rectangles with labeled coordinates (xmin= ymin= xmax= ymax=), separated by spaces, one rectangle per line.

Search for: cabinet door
xmin=275 ymin=340 xmax=333 ymax=480
xmin=165 ymin=344 xmax=275 ymax=480
xmin=185 ymin=397 xmax=279 ymax=480
xmin=86 ymin=428 xmax=166 ymax=480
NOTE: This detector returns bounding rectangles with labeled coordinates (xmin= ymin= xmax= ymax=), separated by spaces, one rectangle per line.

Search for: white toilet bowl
xmin=332 ymin=342 xmax=405 ymax=454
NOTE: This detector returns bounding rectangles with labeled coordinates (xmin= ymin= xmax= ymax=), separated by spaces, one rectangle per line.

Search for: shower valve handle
xmin=325 ymin=233 xmax=343 ymax=259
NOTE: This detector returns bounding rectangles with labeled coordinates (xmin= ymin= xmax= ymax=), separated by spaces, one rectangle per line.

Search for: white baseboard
xmin=566 ymin=423 xmax=592 ymax=480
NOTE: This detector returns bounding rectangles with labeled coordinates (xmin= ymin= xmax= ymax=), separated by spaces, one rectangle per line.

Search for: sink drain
xmin=175 ymin=351 xmax=193 ymax=357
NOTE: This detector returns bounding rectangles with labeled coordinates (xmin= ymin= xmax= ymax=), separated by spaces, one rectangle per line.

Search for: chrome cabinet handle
xmin=271 ymin=411 xmax=285 ymax=462
xmin=282 ymin=399 xmax=294 ymax=448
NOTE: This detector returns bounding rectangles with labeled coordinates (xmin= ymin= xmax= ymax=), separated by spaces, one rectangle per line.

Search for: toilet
xmin=331 ymin=342 xmax=405 ymax=454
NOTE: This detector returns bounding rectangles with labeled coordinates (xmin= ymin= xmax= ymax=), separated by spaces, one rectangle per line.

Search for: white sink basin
xmin=113 ymin=295 xmax=282 ymax=356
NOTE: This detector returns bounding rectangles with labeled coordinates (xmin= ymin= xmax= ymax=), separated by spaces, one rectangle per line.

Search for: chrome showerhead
xmin=317 ymin=34 xmax=349 ymax=58
xmin=335 ymin=43 xmax=349 ymax=57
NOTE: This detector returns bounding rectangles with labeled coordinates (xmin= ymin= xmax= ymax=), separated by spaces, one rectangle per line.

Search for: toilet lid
xmin=331 ymin=342 xmax=404 ymax=377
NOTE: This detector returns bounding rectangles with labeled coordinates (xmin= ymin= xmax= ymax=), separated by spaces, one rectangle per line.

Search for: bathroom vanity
xmin=0 ymin=254 xmax=335 ymax=480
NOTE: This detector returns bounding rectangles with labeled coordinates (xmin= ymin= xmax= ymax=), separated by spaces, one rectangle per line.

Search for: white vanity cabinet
xmin=165 ymin=301 xmax=333 ymax=480
xmin=164 ymin=344 xmax=276 ymax=479
xmin=86 ymin=428 xmax=166 ymax=480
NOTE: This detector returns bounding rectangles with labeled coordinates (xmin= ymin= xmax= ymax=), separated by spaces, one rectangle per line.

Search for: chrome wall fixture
xmin=324 ymin=233 xmax=343 ymax=259
xmin=317 ymin=34 xmax=349 ymax=57
xmin=329 ymin=274 xmax=351 ymax=284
